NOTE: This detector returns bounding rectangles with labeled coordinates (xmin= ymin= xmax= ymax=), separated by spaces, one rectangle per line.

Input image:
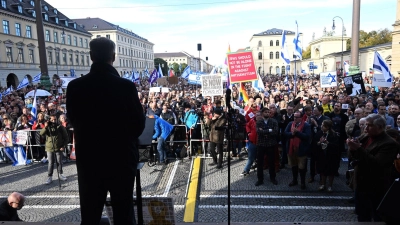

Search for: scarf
xmin=288 ymin=121 xmax=305 ymax=156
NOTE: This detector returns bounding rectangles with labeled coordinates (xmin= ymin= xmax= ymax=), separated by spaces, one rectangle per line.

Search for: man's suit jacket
xmin=67 ymin=62 xmax=145 ymax=179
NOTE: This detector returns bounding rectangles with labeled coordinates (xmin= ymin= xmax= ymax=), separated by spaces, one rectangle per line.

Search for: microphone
xmin=226 ymin=88 xmax=231 ymax=109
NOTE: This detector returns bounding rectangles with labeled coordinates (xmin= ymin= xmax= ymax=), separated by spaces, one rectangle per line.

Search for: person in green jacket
xmin=40 ymin=114 xmax=69 ymax=185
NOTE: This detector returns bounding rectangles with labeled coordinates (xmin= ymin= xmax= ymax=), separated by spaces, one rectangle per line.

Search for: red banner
xmin=227 ymin=51 xmax=257 ymax=83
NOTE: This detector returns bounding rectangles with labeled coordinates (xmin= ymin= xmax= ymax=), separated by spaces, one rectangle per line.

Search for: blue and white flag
xmin=144 ymin=67 xmax=150 ymax=78
xmin=2 ymin=86 xmax=13 ymax=96
xmin=373 ymin=51 xmax=392 ymax=82
xmin=181 ymin=66 xmax=191 ymax=79
xmin=16 ymin=76 xmax=30 ymax=91
xmin=158 ymin=64 xmax=163 ymax=78
xmin=293 ymin=21 xmax=302 ymax=60
xmin=123 ymin=73 xmax=131 ymax=80
xmin=280 ymin=30 xmax=291 ymax=65
xmin=343 ymin=61 xmax=350 ymax=76
xmin=30 ymin=90 xmax=37 ymax=123
xmin=32 ymin=73 xmax=41 ymax=83
xmin=133 ymin=70 xmax=140 ymax=84
xmin=284 ymin=75 xmax=288 ymax=84
xmin=252 ymin=74 xmax=265 ymax=92
xmin=372 ymin=51 xmax=392 ymax=87
xmin=148 ymin=69 xmax=158 ymax=84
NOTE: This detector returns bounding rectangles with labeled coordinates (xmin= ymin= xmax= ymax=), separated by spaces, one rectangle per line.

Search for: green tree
xmin=302 ymin=45 xmax=311 ymax=59
xmin=346 ymin=28 xmax=392 ymax=50
xmin=154 ymin=58 xmax=168 ymax=76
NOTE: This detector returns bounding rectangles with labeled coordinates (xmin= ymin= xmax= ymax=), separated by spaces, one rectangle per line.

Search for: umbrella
xmin=25 ymin=89 xmax=52 ymax=98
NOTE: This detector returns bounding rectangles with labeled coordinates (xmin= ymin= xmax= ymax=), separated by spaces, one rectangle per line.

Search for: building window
xmin=281 ymin=66 xmax=286 ymax=75
xmin=30 ymin=0 xmax=34 ymax=6
xmin=61 ymin=34 xmax=65 ymax=44
xmin=62 ymin=53 xmax=66 ymax=64
xmin=117 ymin=35 xmax=119 ymax=40
xmin=47 ymin=51 xmax=52 ymax=64
xmin=54 ymin=9 xmax=57 ymax=14
xmin=122 ymin=48 xmax=124 ymax=55
xmin=119 ymin=47 xmax=121 ymax=53
xmin=1 ymin=0 xmax=6 ymax=8
xmin=84 ymin=39 xmax=88 ymax=48
xmin=276 ymin=40 xmax=279 ymax=46
xmin=270 ymin=40 xmax=273 ymax=46
xmin=73 ymin=36 xmax=77 ymax=46
xmin=65 ymin=21 xmax=68 ymax=27
xmin=18 ymin=5 xmax=22 ymax=13
xmin=81 ymin=55 xmax=84 ymax=65
xmin=32 ymin=11 xmax=36 ymax=17
xmin=75 ymin=54 xmax=79 ymax=64
xmin=15 ymin=23 xmax=21 ymax=36
xmin=55 ymin=17 xmax=59 ymax=24
xmin=55 ymin=52 xmax=60 ymax=64
xmin=69 ymin=54 xmax=73 ymax=65
xmin=106 ymin=34 xmax=110 ymax=39
xmin=44 ymin=5 xmax=48 ymax=11
xmin=26 ymin=25 xmax=32 ymax=38
xmin=258 ymin=52 xmax=262 ymax=60
xmin=6 ymin=47 xmax=12 ymax=62
xmin=73 ymin=23 xmax=76 ymax=29
xmin=45 ymin=30 xmax=50 ymax=41
xmin=79 ymin=38 xmax=83 ymax=47
xmin=44 ymin=14 xmax=48 ymax=21
xmin=275 ymin=51 xmax=279 ymax=59
xmin=29 ymin=49 xmax=34 ymax=63
xmin=119 ymin=59 xmax=121 ymax=66
xmin=269 ymin=52 xmax=273 ymax=59
xmin=86 ymin=56 xmax=90 ymax=66
xmin=17 ymin=48 xmax=24 ymax=63
xmin=67 ymin=35 xmax=71 ymax=45
xmin=3 ymin=20 xmax=9 ymax=34
xmin=54 ymin=32 xmax=58 ymax=43
xmin=96 ymin=35 xmax=101 ymax=38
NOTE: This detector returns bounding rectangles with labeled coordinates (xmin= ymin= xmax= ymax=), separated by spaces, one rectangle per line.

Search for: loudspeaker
xmin=197 ymin=43 xmax=202 ymax=51
xmin=138 ymin=118 xmax=155 ymax=146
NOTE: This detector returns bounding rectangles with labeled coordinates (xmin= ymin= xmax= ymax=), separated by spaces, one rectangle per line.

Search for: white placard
xmin=372 ymin=73 xmax=392 ymax=87
xmin=161 ymin=87 xmax=169 ymax=93
xmin=149 ymin=87 xmax=160 ymax=93
xmin=320 ymin=71 xmax=337 ymax=88
xmin=13 ymin=131 xmax=28 ymax=145
xmin=60 ymin=77 xmax=76 ymax=88
xmin=201 ymin=75 xmax=223 ymax=96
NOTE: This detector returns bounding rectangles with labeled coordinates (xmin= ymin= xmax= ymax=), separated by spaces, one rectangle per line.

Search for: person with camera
xmin=40 ymin=114 xmax=69 ymax=185
xmin=208 ymin=108 xmax=226 ymax=169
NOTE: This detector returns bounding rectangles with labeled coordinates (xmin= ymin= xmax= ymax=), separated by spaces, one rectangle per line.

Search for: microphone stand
xmin=47 ymin=123 xmax=62 ymax=190
xmin=225 ymin=89 xmax=234 ymax=225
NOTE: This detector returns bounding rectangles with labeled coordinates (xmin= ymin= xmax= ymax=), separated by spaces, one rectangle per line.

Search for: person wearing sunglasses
xmin=0 ymin=192 xmax=25 ymax=221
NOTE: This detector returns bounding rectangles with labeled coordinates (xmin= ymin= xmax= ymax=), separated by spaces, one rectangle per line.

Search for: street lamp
xmin=332 ymin=16 xmax=344 ymax=79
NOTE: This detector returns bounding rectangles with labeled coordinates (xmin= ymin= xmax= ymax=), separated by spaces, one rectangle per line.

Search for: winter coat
xmin=284 ymin=121 xmax=312 ymax=157
xmin=209 ymin=114 xmax=226 ymax=144
xmin=246 ymin=118 xmax=257 ymax=144
xmin=152 ymin=115 xmax=174 ymax=140
xmin=40 ymin=124 xmax=69 ymax=152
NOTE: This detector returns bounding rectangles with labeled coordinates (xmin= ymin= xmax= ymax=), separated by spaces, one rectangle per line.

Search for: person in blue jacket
xmin=180 ymin=102 xmax=199 ymax=158
xmin=152 ymin=115 xmax=174 ymax=164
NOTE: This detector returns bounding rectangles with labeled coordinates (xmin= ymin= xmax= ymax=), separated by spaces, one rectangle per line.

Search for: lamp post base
xmin=348 ymin=66 xmax=360 ymax=76
xmin=39 ymin=72 xmax=52 ymax=91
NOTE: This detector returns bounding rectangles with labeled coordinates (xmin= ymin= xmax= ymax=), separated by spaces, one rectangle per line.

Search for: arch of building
xmin=6 ymin=73 xmax=19 ymax=88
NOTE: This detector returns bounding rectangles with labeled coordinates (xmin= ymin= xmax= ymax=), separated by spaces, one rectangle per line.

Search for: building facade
xmin=249 ymin=28 xmax=302 ymax=75
xmin=72 ymin=17 xmax=154 ymax=77
xmin=392 ymin=0 xmax=400 ymax=76
xmin=0 ymin=0 xmax=92 ymax=88
xmin=154 ymin=51 xmax=213 ymax=73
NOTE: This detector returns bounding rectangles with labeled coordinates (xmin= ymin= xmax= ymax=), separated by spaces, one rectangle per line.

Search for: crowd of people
xmin=1 ymin=37 xmax=400 ymax=223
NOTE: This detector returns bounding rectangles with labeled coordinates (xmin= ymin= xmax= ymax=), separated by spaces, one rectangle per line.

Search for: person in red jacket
xmin=240 ymin=108 xmax=261 ymax=176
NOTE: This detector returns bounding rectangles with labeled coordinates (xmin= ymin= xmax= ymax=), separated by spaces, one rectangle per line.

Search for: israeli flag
xmin=343 ymin=61 xmax=350 ymax=76
xmin=2 ymin=86 xmax=13 ymax=96
xmin=16 ymin=76 xmax=30 ymax=91
xmin=133 ymin=70 xmax=140 ymax=84
xmin=123 ymin=73 xmax=131 ymax=80
xmin=158 ymin=64 xmax=163 ymax=78
xmin=252 ymin=74 xmax=265 ymax=92
xmin=181 ymin=66 xmax=191 ymax=79
xmin=280 ymin=30 xmax=291 ymax=64
xmin=284 ymin=75 xmax=288 ymax=84
xmin=373 ymin=51 xmax=392 ymax=82
xmin=293 ymin=21 xmax=302 ymax=60
xmin=30 ymin=90 xmax=37 ymax=123
xmin=32 ymin=73 xmax=41 ymax=83
xmin=144 ymin=67 xmax=150 ymax=78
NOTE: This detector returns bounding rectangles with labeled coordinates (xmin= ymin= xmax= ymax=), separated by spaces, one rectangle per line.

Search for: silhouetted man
xmin=67 ymin=37 xmax=145 ymax=225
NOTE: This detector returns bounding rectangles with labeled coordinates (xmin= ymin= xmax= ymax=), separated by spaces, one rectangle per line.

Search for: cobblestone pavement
xmin=0 ymin=154 xmax=356 ymax=223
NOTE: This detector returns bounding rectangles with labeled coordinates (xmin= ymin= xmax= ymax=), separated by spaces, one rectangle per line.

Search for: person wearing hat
xmin=208 ymin=108 xmax=226 ymax=168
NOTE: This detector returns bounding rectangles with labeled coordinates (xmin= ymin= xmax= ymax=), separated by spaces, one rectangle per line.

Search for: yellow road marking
xmin=183 ymin=157 xmax=201 ymax=222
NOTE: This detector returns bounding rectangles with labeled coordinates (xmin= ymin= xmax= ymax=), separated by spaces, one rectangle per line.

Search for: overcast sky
xmin=46 ymin=0 xmax=396 ymax=65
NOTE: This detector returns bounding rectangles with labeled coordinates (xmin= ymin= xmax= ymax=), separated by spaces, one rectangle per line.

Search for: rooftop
xmin=253 ymin=28 xmax=297 ymax=36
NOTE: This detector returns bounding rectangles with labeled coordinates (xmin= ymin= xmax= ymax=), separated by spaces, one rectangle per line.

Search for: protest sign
xmin=201 ymin=75 xmax=223 ymax=96
xmin=161 ymin=87 xmax=169 ymax=93
xmin=60 ymin=77 xmax=76 ymax=88
xmin=168 ymin=76 xmax=178 ymax=85
xmin=149 ymin=87 xmax=160 ymax=93
xmin=0 ymin=131 xmax=13 ymax=147
xmin=372 ymin=73 xmax=392 ymax=87
xmin=227 ymin=51 xmax=257 ymax=83
xmin=157 ymin=77 xmax=168 ymax=86
xmin=319 ymin=71 xmax=337 ymax=88
xmin=13 ymin=131 xmax=28 ymax=145
xmin=344 ymin=73 xmax=366 ymax=96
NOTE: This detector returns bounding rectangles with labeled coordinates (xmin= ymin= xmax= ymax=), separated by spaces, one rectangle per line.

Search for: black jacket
xmin=66 ymin=62 xmax=145 ymax=178
xmin=0 ymin=200 xmax=22 ymax=221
